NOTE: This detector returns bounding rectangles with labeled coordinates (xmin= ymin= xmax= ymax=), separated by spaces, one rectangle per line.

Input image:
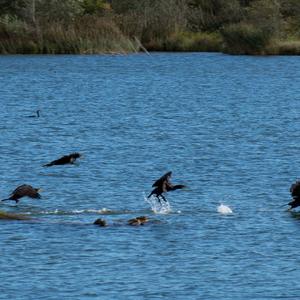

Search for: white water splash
xmin=144 ymin=193 xmax=172 ymax=214
xmin=217 ymin=203 xmax=233 ymax=215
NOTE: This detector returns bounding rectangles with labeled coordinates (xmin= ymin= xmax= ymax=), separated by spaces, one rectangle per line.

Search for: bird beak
xmin=37 ymin=188 xmax=43 ymax=193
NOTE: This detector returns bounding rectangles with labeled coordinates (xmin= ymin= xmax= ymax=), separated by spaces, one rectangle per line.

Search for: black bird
xmin=28 ymin=110 xmax=40 ymax=118
xmin=148 ymin=171 xmax=185 ymax=203
xmin=93 ymin=218 xmax=107 ymax=227
xmin=2 ymin=184 xmax=42 ymax=203
xmin=43 ymin=153 xmax=82 ymax=167
xmin=288 ymin=180 xmax=300 ymax=209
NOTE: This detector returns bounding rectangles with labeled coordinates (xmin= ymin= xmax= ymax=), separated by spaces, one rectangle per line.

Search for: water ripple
xmin=0 ymin=53 xmax=300 ymax=299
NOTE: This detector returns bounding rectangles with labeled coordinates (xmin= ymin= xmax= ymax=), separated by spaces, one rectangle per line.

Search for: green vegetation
xmin=0 ymin=0 xmax=300 ymax=54
xmin=221 ymin=23 xmax=272 ymax=55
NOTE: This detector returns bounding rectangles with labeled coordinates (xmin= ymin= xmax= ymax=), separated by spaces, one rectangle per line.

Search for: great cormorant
xmin=2 ymin=184 xmax=42 ymax=203
xmin=43 ymin=153 xmax=82 ymax=167
xmin=148 ymin=171 xmax=185 ymax=203
xmin=28 ymin=110 xmax=40 ymax=118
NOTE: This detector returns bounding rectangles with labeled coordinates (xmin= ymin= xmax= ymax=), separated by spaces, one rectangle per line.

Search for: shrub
xmin=164 ymin=31 xmax=222 ymax=51
xmin=80 ymin=0 xmax=111 ymax=15
xmin=267 ymin=40 xmax=300 ymax=55
xmin=221 ymin=23 xmax=273 ymax=54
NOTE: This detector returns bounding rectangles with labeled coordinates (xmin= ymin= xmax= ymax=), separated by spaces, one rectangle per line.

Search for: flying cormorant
xmin=288 ymin=180 xmax=300 ymax=209
xmin=1 ymin=184 xmax=42 ymax=203
xmin=148 ymin=171 xmax=185 ymax=203
xmin=43 ymin=153 xmax=82 ymax=167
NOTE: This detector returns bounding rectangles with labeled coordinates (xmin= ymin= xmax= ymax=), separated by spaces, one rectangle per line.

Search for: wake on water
xmin=143 ymin=193 xmax=172 ymax=214
xmin=20 ymin=208 xmax=132 ymax=216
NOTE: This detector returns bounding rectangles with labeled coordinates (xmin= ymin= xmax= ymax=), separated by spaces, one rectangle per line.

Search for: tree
xmin=245 ymin=0 xmax=281 ymax=36
xmin=186 ymin=0 xmax=242 ymax=31
xmin=221 ymin=0 xmax=282 ymax=54
xmin=35 ymin=0 xmax=83 ymax=23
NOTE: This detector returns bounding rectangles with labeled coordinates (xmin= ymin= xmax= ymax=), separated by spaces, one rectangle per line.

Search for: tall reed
xmin=0 ymin=15 xmax=138 ymax=54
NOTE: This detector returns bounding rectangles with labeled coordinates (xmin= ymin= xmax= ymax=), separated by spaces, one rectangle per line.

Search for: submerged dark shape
xmin=28 ymin=110 xmax=40 ymax=118
xmin=147 ymin=171 xmax=185 ymax=203
xmin=0 ymin=211 xmax=31 ymax=220
xmin=93 ymin=218 xmax=107 ymax=227
xmin=128 ymin=216 xmax=149 ymax=226
xmin=1 ymin=184 xmax=42 ymax=203
xmin=43 ymin=153 xmax=81 ymax=167
xmin=288 ymin=181 xmax=300 ymax=209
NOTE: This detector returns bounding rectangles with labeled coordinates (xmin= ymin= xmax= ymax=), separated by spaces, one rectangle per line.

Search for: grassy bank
xmin=2 ymin=17 xmax=300 ymax=55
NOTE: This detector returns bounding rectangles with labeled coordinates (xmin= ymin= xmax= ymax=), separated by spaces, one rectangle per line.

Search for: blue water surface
xmin=0 ymin=53 xmax=300 ymax=299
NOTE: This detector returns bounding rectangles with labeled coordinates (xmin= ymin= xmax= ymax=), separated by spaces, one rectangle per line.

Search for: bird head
xmin=71 ymin=153 xmax=81 ymax=159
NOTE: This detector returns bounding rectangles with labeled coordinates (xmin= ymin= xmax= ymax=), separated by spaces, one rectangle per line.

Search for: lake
xmin=0 ymin=53 xmax=300 ymax=299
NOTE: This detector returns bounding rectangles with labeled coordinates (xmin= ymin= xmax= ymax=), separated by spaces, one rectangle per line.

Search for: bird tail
xmin=43 ymin=163 xmax=52 ymax=167
xmin=1 ymin=198 xmax=14 ymax=202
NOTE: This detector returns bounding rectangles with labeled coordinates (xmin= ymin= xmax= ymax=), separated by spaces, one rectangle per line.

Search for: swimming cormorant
xmin=288 ymin=180 xmax=300 ymax=209
xmin=1 ymin=184 xmax=42 ymax=203
xmin=43 ymin=153 xmax=82 ymax=167
xmin=93 ymin=218 xmax=107 ymax=227
xmin=148 ymin=171 xmax=185 ymax=203
xmin=28 ymin=110 xmax=40 ymax=118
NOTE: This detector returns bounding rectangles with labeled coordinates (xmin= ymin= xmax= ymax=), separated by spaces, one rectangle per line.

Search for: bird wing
xmin=152 ymin=171 xmax=172 ymax=187
xmin=11 ymin=184 xmax=28 ymax=195
xmin=11 ymin=184 xmax=34 ymax=198
xmin=166 ymin=184 xmax=185 ymax=192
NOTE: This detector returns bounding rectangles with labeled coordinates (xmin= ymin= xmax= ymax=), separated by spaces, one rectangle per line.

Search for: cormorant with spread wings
xmin=2 ymin=184 xmax=42 ymax=203
xmin=148 ymin=171 xmax=185 ymax=203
